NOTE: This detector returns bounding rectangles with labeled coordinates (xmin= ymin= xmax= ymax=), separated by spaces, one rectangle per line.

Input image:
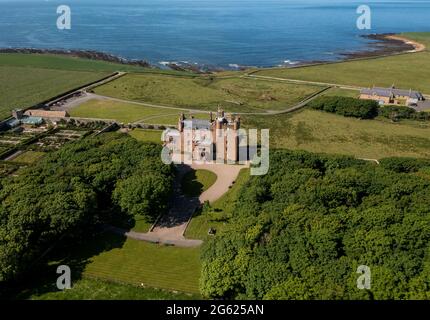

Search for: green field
xmin=181 ymin=169 xmax=217 ymax=198
xmin=11 ymin=151 xmax=45 ymax=164
xmin=185 ymin=169 xmax=249 ymax=240
xmin=93 ymin=73 xmax=323 ymax=113
xmin=0 ymin=66 xmax=110 ymax=119
xmin=321 ymin=87 xmax=360 ymax=98
xmin=254 ymin=33 xmax=430 ymax=93
xmin=243 ymin=109 xmax=430 ymax=159
xmin=23 ymin=278 xmax=199 ymax=300
xmin=69 ymin=99 xmax=208 ymax=124
xmin=80 ymin=233 xmax=201 ymax=294
xmin=0 ymin=52 xmax=196 ymax=121
xmin=129 ymin=129 xmax=164 ymax=144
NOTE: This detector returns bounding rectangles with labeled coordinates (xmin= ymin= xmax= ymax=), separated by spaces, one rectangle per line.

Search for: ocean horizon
xmin=0 ymin=0 xmax=429 ymax=68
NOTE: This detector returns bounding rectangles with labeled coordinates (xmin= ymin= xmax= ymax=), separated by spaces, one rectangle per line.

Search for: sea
xmin=0 ymin=0 xmax=429 ymax=69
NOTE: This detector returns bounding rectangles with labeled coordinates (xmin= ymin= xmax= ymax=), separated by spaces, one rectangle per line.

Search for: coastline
xmin=0 ymin=48 xmax=151 ymax=68
xmin=339 ymin=33 xmax=425 ymax=60
xmin=0 ymin=33 xmax=426 ymax=73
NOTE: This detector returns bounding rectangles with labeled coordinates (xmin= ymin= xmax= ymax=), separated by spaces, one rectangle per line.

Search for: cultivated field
xmin=0 ymin=65 xmax=110 ymax=119
xmin=254 ymin=33 xmax=430 ymax=93
xmin=93 ymin=73 xmax=323 ymax=113
xmin=243 ymin=109 xmax=430 ymax=159
xmin=69 ymin=99 xmax=208 ymax=124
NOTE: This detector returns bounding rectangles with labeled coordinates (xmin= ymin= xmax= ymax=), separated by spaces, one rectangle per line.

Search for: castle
xmin=164 ymin=108 xmax=241 ymax=163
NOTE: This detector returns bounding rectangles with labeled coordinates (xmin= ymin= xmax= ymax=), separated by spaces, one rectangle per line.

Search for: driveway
xmin=110 ymin=163 xmax=248 ymax=247
xmin=191 ymin=163 xmax=247 ymax=203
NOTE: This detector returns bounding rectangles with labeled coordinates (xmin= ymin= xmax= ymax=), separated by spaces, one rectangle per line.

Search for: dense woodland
xmin=1 ymin=131 xmax=430 ymax=299
xmin=201 ymin=151 xmax=430 ymax=299
xmin=0 ymin=133 xmax=173 ymax=282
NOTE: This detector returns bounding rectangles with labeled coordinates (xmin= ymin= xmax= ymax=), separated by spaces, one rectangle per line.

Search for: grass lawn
xmin=69 ymin=99 xmax=207 ymax=124
xmin=181 ymin=169 xmax=217 ymax=197
xmin=0 ymin=65 xmax=110 ymax=120
xmin=185 ymin=169 xmax=250 ymax=240
xmin=130 ymin=218 xmax=153 ymax=233
xmin=11 ymin=151 xmax=45 ymax=164
xmin=254 ymin=33 xmax=430 ymax=93
xmin=243 ymin=109 xmax=430 ymax=160
xmin=129 ymin=129 xmax=164 ymax=144
xmin=23 ymin=278 xmax=199 ymax=300
xmin=93 ymin=73 xmax=323 ymax=113
xmin=79 ymin=233 xmax=201 ymax=294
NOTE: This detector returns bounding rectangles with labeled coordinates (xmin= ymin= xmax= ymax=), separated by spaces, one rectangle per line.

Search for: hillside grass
xmin=69 ymin=99 xmax=208 ymax=124
xmin=0 ymin=66 xmax=110 ymax=120
xmin=93 ymin=73 xmax=323 ymax=113
xmin=254 ymin=33 xmax=430 ymax=93
xmin=243 ymin=109 xmax=430 ymax=160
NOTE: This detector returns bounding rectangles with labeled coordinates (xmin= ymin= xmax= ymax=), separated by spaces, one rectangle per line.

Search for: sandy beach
xmin=385 ymin=34 xmax=426 ymax=52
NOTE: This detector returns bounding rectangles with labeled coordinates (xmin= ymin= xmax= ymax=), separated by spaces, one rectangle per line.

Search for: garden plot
xmin=28 ymin=129 xmax=88 ymax=152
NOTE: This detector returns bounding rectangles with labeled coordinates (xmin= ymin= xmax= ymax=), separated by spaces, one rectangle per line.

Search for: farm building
xmin=360 ymin=86 xmax=424 ymax=106
xmin=24 ymin=109 xmax=69 ymax=120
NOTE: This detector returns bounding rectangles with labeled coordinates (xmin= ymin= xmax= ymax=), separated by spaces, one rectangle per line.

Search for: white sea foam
xmin=283 ymin=60 xmax=299 ymax=65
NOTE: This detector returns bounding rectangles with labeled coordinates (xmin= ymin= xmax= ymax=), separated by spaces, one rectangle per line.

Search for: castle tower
xmin=178 ymin=113 xmax=185 ymax=132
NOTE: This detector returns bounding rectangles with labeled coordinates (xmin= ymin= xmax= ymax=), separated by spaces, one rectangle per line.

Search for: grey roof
xmin=183 ymin=119 xmax=211 ymax=130
xmin=360 ymin=87 xmax=423 ymax=100
xmin=21 ymin=116 xmax=43 ymax=125
xmin=6 ymin=118 xmax=20 ymax=127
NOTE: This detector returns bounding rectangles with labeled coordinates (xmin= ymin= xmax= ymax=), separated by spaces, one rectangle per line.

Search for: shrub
xmin=308 ymin=96 xmax=379 ymax=119
xmin=378 ymin=105 xmax=430 ymax=122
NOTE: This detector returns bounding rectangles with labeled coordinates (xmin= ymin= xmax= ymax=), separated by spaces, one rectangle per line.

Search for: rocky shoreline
xmin=0 ymin=48 xmax=151 ymax=68
xmin=340 ymin=33 xmax=421 ymax=59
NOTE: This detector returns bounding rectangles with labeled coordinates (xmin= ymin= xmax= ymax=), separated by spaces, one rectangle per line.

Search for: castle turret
xmin=233 ymin=115 xmax=240 ymax=131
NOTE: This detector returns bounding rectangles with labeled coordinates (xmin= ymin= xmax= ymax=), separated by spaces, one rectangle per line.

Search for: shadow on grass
xmin=181 ymin=170 xmax=204 ymax=197
xmin=2 ymin=231 xmax=126 ymax=300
